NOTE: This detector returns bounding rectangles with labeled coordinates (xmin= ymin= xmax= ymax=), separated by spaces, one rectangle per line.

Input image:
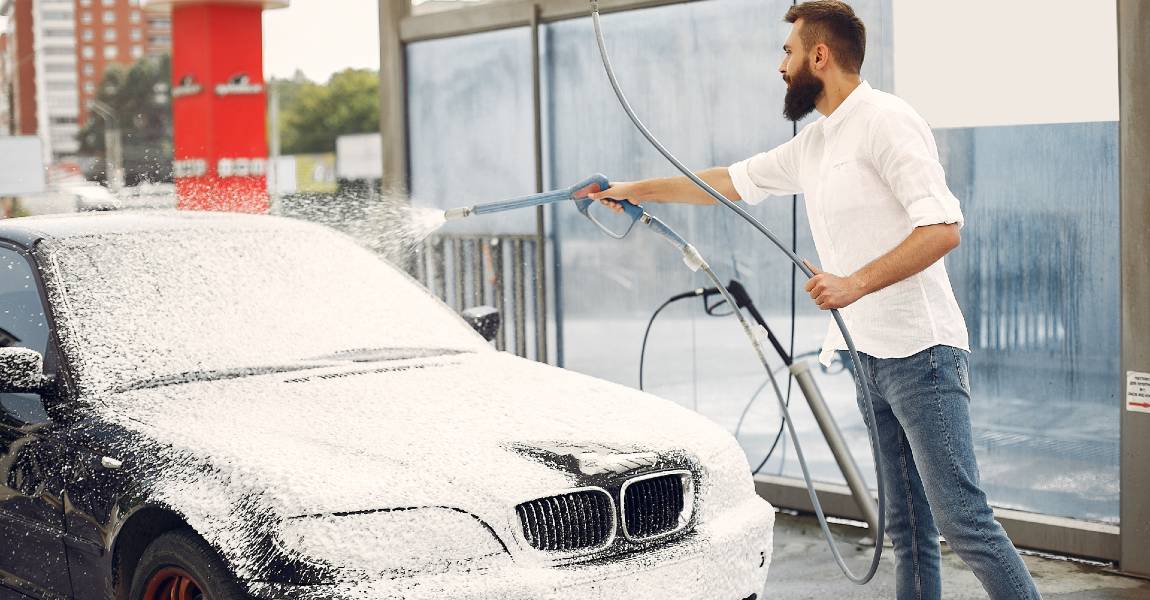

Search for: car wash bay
xmin=376 ymin=0 xmax=1150 ymax=587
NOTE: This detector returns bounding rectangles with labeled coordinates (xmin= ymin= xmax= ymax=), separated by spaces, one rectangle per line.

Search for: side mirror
xmin=0 ymin=347 xmax=47 ymax=393
xmin=461 ymin=306 xmax=501 ymax=342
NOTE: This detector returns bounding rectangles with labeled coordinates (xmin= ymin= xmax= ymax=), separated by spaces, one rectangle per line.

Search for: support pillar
xmin=379 ymin=0 xmax=410 ymax=195
xmin=146 ymin=0 xmax=288 ymax=212
xmin=1118 ymin=0 xmax=1150 ymax=579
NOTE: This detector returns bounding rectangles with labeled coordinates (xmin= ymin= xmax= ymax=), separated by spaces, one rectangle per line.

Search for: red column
xmin=151 ymin=0 xmax=287 ymax=212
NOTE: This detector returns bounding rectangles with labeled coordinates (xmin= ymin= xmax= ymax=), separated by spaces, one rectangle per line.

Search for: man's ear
xmin=812 ymin=43 xmax=830 ymax=71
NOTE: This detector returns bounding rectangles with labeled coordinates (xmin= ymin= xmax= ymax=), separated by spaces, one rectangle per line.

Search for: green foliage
xmin=277 ymin=68 xmax=380 ymax=155
xmin=79 ymin=53 xmax=173 ymax=184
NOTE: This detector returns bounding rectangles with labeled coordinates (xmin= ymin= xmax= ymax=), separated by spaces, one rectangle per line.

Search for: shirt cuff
xmin=727 ymin=159 xmax=768 ymax=206
xmin=903 ymin=195 xmax=965 ymax=230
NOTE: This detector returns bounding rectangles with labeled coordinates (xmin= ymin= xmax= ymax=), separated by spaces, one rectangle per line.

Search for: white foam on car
xmin=30 ymin=212 xmax=773 ymax=596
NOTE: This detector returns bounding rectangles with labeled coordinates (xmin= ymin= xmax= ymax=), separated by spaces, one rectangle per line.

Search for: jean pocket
xmin=950 ymin=346 xmax=971 ymax=394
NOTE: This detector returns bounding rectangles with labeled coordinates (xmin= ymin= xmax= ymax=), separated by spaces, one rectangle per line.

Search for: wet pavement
xmin=766 ymin=511 xmax=1149 ymax=598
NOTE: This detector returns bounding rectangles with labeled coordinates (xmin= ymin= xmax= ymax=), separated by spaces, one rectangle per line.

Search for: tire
xmin=129 ymin=529 xmax=248 ymax=600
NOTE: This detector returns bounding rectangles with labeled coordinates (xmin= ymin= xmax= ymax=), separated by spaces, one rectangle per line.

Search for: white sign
xmin=172 ymin=74 xmax=203 ymax=98
xmin=217 ymin=158 xmax=268 ymax=178
xmin=173 ymin=158 xmax=208 ymax=178
xmin=215 ymin=73 xmax=263 ymax=96
xmin=1127 ymin=371 xmax=1150 ymax=414
xmin=0 ymin=137 xmax=46 ymax=195
xmin=336 ymin=133 xmax=382 ymax=180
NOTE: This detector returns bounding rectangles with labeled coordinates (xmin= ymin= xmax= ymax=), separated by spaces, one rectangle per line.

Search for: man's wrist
xmin=849 ymin=271 xmax=871 ymax=296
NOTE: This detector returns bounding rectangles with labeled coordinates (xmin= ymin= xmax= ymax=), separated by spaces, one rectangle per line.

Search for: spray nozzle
xmin=443 ymin=206 xmax=472 ymax=221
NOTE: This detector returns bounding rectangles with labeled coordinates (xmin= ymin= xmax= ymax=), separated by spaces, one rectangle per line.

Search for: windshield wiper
xmin=303 ymin=347 xmax=471 ymax=363
xmin=117 ymin=349 xmax=472 ymax=392
xmin=119 ymin=362 xmax=342 ymax=392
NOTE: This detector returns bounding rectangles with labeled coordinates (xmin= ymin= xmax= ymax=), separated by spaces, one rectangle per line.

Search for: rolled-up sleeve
xmin=869 ymin=110 xmax=964 ymax=229
xmin=728 ymin=134 xmax=803 ymax=205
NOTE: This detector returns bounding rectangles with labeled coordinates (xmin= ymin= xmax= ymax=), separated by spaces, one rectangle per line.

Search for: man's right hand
xmin=586 ymin=181 xmax=643 ymax=214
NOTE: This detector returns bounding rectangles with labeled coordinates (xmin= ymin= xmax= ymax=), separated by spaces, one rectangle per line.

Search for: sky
xmin=262 ymin=0 xmax=381 ymax=83
xmin=890 ymin=0 xmax=1118 ymax=128
xmin=3 ymin=4 xmax=381 ymax=84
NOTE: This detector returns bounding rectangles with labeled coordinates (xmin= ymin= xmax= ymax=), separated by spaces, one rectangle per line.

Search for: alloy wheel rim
xmin=142 ymin=566 xmax=204 ymax=600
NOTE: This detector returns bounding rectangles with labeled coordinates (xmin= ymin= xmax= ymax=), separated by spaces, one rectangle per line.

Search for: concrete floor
xmin=766 ymin=511 xmax=1149 ymax=598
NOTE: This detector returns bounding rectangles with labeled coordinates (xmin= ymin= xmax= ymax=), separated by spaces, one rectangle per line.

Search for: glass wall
xmin=404 ymin=0 xmax=1120 ymax=524
xmin=888 ymin=0 xmax=1121 ymax=523
xmin=407 ymin=26 xmax=536 ymax=235
xmin=544 ymin=0 xmax=893 ymax=505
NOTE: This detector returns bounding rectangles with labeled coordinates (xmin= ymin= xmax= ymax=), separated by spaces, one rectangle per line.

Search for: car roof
xmin=0 ymin=211 xmax=315 ymax=248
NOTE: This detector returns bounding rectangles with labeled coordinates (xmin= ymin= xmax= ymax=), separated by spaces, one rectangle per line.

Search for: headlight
xmin=278 ymin=507 xmax=509 ymax=575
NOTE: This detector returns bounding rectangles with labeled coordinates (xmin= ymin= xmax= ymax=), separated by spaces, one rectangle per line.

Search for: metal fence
xmin=411 ymin=232 xmax=547 ymax=361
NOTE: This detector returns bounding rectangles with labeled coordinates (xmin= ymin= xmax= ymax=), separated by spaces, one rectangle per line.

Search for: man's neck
xmin=816 ymin=75 xmax=863 ymax=117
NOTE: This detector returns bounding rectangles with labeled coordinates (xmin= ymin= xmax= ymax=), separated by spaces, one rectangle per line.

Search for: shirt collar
xmin=821 ymin=80 xmax=871 ymax=134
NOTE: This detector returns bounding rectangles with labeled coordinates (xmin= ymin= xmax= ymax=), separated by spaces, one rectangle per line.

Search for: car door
xmin=0 ymin=243 xmax=72 ymax=600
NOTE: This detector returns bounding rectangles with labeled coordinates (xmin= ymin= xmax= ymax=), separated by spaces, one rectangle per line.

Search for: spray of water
xmin=272 ymin=188 xmax=447 ymax=264
xmin=14 ymin=180 xmax=450 ymax=268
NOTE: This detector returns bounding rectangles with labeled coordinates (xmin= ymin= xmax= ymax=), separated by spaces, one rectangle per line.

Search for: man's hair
xmin=784 ymin=1 xmax=866 ymax=74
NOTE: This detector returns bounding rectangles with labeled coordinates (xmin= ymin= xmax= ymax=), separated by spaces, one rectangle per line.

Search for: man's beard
xmin=783 ymin=60 xmax=823 ymax=122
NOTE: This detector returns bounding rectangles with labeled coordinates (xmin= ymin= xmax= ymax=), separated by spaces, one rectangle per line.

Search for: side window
xmin=0 ymin=247 xmax=51 ymax=425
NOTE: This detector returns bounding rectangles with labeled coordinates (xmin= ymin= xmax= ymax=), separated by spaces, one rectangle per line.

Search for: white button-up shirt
xmin=728 ymin=81 xmax=969 ymax=367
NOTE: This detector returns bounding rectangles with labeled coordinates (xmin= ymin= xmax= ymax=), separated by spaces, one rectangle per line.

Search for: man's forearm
xmin=850 ymin=223 xmax=961 ymax=295
xmin=632 ymin=167 xmax=740 ymax=205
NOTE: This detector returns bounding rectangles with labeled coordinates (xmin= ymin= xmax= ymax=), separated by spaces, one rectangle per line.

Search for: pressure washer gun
xmin=443 ymin=174 xmax=708 ymax=272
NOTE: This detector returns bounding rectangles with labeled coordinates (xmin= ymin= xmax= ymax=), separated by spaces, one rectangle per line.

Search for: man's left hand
xmin=803 ymin=260 xmax=867 ymax=310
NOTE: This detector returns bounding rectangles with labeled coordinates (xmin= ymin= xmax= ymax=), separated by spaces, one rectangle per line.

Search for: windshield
xmin=44 ymin=217 xmax=489 ymax=393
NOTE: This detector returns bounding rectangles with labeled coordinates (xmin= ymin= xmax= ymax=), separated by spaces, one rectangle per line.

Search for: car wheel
xmin=129 ymin=529 xmax=248 ymax=600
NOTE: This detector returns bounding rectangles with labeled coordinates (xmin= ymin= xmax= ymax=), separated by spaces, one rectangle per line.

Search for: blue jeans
xmin=838 ymin=345 xmax=1041 ymax=600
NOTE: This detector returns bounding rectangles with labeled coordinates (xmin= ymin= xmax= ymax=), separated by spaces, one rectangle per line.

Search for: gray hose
xmin=590 ymin=2 xmax=885 ymax=584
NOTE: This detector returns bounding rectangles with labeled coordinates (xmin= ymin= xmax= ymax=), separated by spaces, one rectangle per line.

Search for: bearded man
xmin=587 ymin=1 xmax=1043 ymax=598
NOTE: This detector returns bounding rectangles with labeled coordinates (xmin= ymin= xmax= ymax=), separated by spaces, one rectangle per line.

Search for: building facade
xmin=74 ymin=0 xmax=170 ymax=126
xmin=0 ymin=0 xmax=170 ymax=161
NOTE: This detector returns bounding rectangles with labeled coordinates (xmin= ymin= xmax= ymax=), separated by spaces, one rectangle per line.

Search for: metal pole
xmin=379 ymin=0 xmax=411 ymax=195
xmin=1118 ymin=0 xmax=1150 ymax=578
xmin=471 ymin=237 xmax=484 ymax=308
xmin=513 ymin=238 xmax=527 ymax=358
xmin=531 ymin=3 xmax=549 ymax=364
xmin=433 ymin=237 xmax=446 ymax=300
xmin=493 ymin=238 xmax=506 ymax=351
xmin=791 ymin=360 xmax=881 ymax=537
xmin=106 ymin=125 xmax=123 ymax=192
xmin=453 ymin=238 xmax=466 ymax=312
xmin=91 ymin=101 xmax=123 ymax=193
xmin=269 ymin=83 xmax=281 ymax=213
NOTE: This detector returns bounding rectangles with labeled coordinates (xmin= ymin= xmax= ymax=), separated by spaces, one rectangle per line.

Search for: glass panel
xmin=934 ymin=123 xmax=1120 ymax=522
xmin=406 ymin=27 xmax=536 ymax=236
xmin=545 ymin=0 xmax=893 ymax=488
xmin=886 ymin=0 xmax=1121 ymax=523
xmin=404 ymin=0 xmax=1119 ymax=524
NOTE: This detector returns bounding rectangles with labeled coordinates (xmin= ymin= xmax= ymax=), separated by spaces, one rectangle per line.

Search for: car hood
xmin=100 ymin=351 xmax=742 ymax=522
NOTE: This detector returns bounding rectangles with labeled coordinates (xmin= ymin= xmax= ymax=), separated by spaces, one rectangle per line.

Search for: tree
xmin=279 ymin=68 xmax=379 ymax=155
xmin=79 ymin=54 xmax=173 ymax=185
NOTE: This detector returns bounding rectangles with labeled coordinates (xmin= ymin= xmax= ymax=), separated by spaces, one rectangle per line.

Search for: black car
xmin=0 ymin=211 xmax=774 ymax=600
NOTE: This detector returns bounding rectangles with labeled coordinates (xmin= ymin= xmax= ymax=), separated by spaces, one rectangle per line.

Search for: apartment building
xmin=74 ymin=0 xmax=170 ymax=125
xmin=0 ymin=0 xmax=170 ymax=161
